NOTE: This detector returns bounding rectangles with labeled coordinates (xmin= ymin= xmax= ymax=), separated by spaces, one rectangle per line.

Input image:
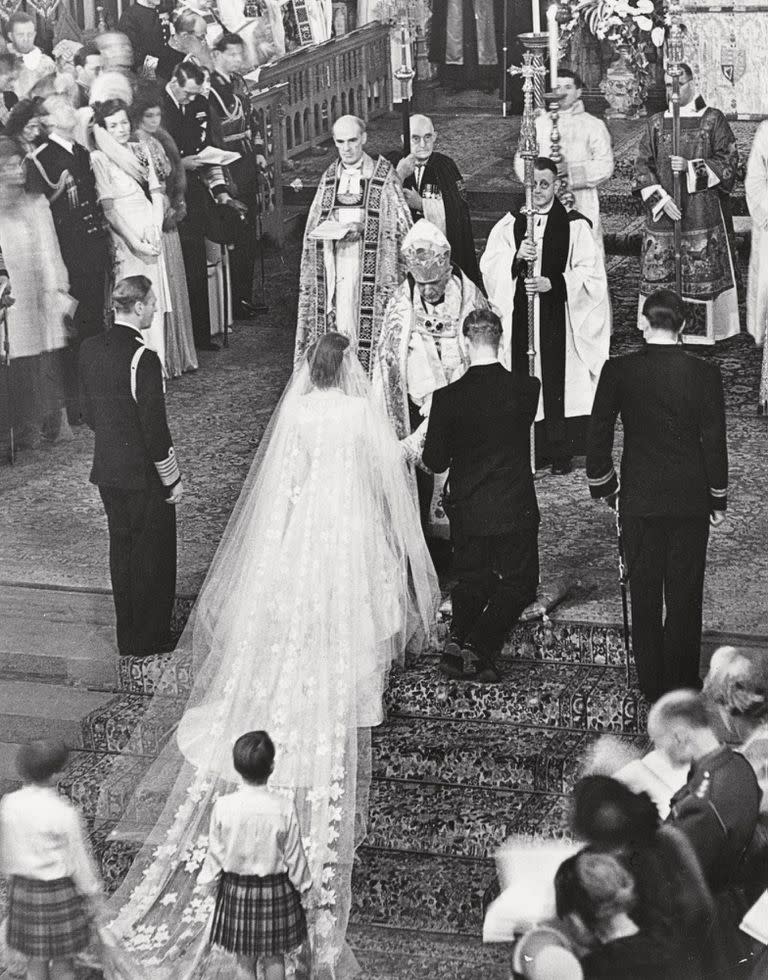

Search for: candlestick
xmin=532 ymin=0 xmax=541 ymax=35
xmin=547 ymin=5 xmax=558 ymax=90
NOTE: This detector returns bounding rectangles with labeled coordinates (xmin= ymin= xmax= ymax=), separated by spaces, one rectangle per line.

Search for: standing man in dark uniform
xmin=422 ymin=308 xmax=540 ymax=683
xmin=79 ymin=276 xmax=183 ymax=658
xmin=118 ymin=0 xmax=164 ymax=74
xmin=586 ymin=288 xmax=728 ymax=701
xmin=162 ymin=60 xmax=237 ymax=351
xmin=209 ymin=32 xmax=270 ymax=317
xmin=391 ymin=113 xmax=483 ymax=289
xmin=27 ymin=94 xmax=111 ymax=423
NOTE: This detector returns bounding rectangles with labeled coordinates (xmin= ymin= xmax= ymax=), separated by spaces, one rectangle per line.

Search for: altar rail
xmin=255 ymin=24 xmax=392 ymax=159
xmin=247 ymin=82 xmax=288 ymax=245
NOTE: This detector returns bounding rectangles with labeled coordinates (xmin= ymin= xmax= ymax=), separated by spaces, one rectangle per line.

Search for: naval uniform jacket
xmin=79 ymin=323 xmax=180 ymax=495
xmin=667 ymin=745 xmax=760 ymax=893
xmin=421 ymin=362 xmax=541 ymax=537
xmin=26 ymin=137 xmax=110 ymax=281
xmin=586 ymin=345 xmax=728 ymax=516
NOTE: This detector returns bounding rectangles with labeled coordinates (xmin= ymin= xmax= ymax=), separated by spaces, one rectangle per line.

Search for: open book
xmin=308 ymin=220 xmax=350 ymax=241
xmin=195 ymin=146 xmax=242 ymax=167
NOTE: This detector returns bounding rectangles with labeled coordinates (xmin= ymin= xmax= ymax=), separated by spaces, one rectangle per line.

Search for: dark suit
xmin=163 ymin=90 xmax=227 ymax=348
xmin=79 ymin=323 xmax=180 ymax=655
xmin=117 ymin=1 xmax=164 ymax=71
xmin=422 ymin=362 xmax=540 ymax=659
xmin=586 ymin=345 xmax=728 ymax=699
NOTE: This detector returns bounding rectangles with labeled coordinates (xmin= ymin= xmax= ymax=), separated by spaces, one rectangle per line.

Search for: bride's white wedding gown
xmin=86 ymin=354 xmax=439 ymax=979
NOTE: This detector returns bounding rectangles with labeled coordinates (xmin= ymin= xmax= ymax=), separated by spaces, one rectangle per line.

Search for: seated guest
xmin=156 ymin=10 xmax=211 ymax=81
xmin=555 ymin=851 xmax=680 ymax=980
xmin=571 ymin=775 xmax=727 ymax=979
xmin=118 ymin=0 xmax=164 ymax=75
xmin=649 ymin=691 xmax=761 ymax=895
xmin=174 ymin=0 xmax=225 ymax=48
xmin=6 ymin=12 xmax=55 ymax=99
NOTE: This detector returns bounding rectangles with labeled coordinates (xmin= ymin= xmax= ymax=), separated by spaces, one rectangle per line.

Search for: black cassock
xmin=393 ymin=150 xmax=483 ymax=289
xmin=510 ymin=197 xmax=592 ymax=465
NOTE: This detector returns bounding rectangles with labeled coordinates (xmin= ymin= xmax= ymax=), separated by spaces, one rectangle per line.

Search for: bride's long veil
xmin=93 ymin=345 xmax=440 ymax=978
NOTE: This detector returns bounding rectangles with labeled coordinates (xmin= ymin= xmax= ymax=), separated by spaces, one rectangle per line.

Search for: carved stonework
xmin=600 ymin=47 xmax=646 ymax=119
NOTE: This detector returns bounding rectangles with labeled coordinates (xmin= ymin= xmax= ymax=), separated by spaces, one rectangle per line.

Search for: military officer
xmin=649 ymin=690 xmax=760 ymax=894
xmin=79 ymin=276 xmax=184 ymax=658
xmin=209 ymin=32 xmax=270 ymax=317
xmin=586 ymin=288 xmax=728 ymax=701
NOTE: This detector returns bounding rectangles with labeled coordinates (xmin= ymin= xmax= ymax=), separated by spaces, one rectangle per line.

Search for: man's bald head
xmin=409 ymin=113 xmax=436 ymax=161
xmin=333 ymin=115 xmax=367 ymax=165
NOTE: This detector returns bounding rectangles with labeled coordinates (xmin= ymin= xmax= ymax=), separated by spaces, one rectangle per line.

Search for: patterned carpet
xmin=1 ymin=113 xmax=767 ymax=976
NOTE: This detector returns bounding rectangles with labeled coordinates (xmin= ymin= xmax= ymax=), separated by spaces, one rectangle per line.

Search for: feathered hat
xmin=402 ymin=219 xmax=452 ymax=282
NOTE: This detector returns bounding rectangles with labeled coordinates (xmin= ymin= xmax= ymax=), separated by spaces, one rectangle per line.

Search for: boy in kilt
xmin=198 ymin=731 xmax=313 ymax=979
xmin=0 ymin=740 xmax=104 ymax=979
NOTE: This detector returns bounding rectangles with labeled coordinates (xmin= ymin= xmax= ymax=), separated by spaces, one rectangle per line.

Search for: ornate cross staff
xmin=667 ymin=0 xmax=685 ymax=297
xmin=518 ymin=51 xmax=544 ymax=473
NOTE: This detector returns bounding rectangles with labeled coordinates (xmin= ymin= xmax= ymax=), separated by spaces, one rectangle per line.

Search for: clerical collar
xmin=469 ymin=356 xmax=498 ymax=367
xmin=114 ymin=320 xmax=145 ymax=339
xmin=645 ymin=337 xmax=680 ymax=345
xmin=49 ymin=131 xmax=75 ymax=154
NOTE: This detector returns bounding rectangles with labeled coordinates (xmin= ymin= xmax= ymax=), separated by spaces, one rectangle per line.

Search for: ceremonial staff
xmin=518 ymin=52 xmax=540 ymax=473
xmin=667 ymin=1 xmax=685 ymax=297
xmin=395 ymin=18 xmax=415 ymax=152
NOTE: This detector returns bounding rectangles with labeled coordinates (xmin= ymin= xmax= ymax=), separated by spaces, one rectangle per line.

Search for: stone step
xmin=0 ymin=681 xmax=114 ymax=746
xmin=366 ymin=779 xmax=569 ymax=860
xmin=372 ymin=716 xmax=649 ymax=794
xmin=0 ymin=584 xmax=120 ymax=688
xmin=92 ymin=823 xmax=496 ymax=938
xmin=351 ymin=847 xmax=496 ymax=936
xmin=386 ymin=661 xmax=648 ymax=734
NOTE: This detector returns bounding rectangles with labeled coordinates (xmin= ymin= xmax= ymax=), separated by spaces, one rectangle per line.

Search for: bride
xmin=96 ymin=332 xmax=439 ymax=979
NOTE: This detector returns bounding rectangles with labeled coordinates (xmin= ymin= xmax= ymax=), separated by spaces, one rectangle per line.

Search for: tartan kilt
xmin=7 ymin=876 xmax=92 ymax=958
xmin=209 ymin=871 xmax=307 ymax=957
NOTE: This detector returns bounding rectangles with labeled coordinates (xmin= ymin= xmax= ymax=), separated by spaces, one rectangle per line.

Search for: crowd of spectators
xmin=501 ymin=649 xmax=768 ymax=979
xmin=0 ymin=10 xmax=270 ymax=457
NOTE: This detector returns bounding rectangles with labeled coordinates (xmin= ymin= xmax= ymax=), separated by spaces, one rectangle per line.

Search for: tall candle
xmin=548 ymin=5 xmax=558 ymax=88
xmin=532 ymin=0 xmax=541 ymax=34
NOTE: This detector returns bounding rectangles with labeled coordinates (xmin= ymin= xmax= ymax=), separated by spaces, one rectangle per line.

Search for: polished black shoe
xmin=551 ymin=457 xmax=573 ymax=476
xmin=196 ymin=341 xmax=221 ymax=352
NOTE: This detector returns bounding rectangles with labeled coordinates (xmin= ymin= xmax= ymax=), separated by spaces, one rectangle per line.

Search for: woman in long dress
xmin=745 ymin=119 xmax=768 ymax=414
xmin=91 ymin=98 xmax=171 ymax=371
xmin=132 ymin=85 xmax=198 ymax=378
xmin=96 ymin=332 xmax=439 ymax=978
